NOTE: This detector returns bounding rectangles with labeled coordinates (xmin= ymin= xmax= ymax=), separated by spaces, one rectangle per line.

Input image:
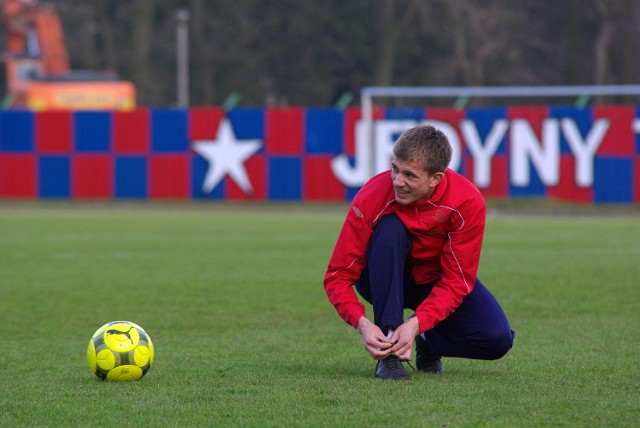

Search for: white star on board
xmin=191 ymin=119 xmax=262 ymax=195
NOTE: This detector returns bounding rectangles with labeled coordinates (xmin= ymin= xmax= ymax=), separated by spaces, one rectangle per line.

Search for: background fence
xmin=0 ymin=105 xmax=638 ymax=204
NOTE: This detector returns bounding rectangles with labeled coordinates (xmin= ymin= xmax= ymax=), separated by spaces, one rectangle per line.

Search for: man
xmin=324 ymin=125 xmax=515 ymax=380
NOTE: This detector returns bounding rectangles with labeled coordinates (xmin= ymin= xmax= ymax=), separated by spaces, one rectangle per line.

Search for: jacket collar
xmin=428 ymin=169 xmax=449 ymax=204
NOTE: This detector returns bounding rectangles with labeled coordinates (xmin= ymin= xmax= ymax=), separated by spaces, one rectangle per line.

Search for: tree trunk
xmin=95 ymin=0 xmax=118 ymax=72
xmin=130 ymin=0 xmax=155 ymax=105
xmin=372 ymin=0 xmax=424 ymax=86
xmin=190 ymin=0 xmax=215 ymax=105
xmin=593 ymin=0 xmax=613 ymax=86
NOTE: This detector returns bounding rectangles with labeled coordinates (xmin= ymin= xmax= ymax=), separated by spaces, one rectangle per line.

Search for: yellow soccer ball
xmin=87 ymin=321 xmax=154 ymax=381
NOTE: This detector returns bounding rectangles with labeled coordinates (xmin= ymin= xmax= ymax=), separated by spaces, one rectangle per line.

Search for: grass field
xmin=0 ymin=202 xmax=638 ymax=427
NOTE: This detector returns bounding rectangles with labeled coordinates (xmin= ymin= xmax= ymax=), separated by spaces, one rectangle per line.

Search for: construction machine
xmin=2 ymin=0 xmax=135 ymax=110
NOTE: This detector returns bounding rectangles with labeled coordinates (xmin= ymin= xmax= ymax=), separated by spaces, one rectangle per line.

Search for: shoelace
xmin=385 ymin=356 xmax=416 ymax=371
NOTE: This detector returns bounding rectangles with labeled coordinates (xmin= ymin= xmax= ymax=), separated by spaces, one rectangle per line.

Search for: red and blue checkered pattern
xmin=0 ymin=106 xmax=638 ymax=203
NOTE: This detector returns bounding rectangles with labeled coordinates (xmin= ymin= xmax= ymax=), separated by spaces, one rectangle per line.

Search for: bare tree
xmin=189 ymin=0 xmax=215 ymax=105
xmin=372 ymin=0 xmax=426 ymax=86
xmin=593 ymin=0 xmax=614 ymax=86
xmin=621 ymin=0 xmax=640 ymax=84
xmin=6 ymin=0 xmax=638 ymax=107
xmin=130 ymin=0 xmax=156 ymax=105
xmin=442 ymin=0 xmax=515 ymax=86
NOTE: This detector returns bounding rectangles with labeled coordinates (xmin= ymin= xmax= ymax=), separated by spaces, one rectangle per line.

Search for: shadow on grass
xmin=276 ymin=356 xmax=513 ymax=383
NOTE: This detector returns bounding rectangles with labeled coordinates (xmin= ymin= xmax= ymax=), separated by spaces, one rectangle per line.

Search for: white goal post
xmin=359 ymin=84 xmax=640 ymax=178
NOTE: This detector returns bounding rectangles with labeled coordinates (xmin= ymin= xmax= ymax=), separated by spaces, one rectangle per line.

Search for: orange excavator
xmin=2 ymin=0 xmax=135 ymax=110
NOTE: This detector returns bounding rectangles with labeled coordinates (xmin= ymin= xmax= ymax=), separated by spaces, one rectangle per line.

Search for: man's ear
xmin=429 ymin=172 xmax=444 ymax=187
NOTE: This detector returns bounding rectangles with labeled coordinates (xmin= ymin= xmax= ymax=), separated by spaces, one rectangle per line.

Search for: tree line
xmin=3 ymin=0 xmax=639 ymax=108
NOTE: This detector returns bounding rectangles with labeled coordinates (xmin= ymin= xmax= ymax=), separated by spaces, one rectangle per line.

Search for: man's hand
xmin=356 ymin=316 xmax=393 ymax=359
xmin=388 ymin=317 xmax=420 ymax=361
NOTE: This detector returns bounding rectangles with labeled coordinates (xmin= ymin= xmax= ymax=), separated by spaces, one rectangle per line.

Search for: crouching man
xmin=323 ymin=125 xmax=515 ymax=380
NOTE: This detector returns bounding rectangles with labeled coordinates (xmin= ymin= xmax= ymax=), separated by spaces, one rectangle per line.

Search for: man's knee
xmin=370 ymin=214 xmax=411 ymax=253
xmin=461 ymin=324 xmax=515 ymax=360
xmin=480 ymin=327 xmax=515 ymax=360
xmin=375 ymin=213 xmax=406 ymax=236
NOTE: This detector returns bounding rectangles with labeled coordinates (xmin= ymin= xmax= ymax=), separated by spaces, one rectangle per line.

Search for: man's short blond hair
xmin=392 ymin=125 xmax=452 ymax=175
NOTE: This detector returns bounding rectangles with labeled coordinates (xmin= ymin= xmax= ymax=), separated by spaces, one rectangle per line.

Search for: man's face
xmin=390 ymin=157 xmax=442 ymax=205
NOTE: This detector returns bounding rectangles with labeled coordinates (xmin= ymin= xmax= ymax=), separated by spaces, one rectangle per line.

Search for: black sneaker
xmin=415 ymin=334 xmax=444 ymax=374
xmin=375 ymin=355 xmax=411 ymax=380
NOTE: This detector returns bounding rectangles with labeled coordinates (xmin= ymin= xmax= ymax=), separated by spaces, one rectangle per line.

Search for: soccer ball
xmin=87 ymin=321 xmax=154 ymax=381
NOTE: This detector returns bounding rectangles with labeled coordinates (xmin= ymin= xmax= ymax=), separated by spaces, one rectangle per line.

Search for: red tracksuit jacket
xmin=324 ymin=168 xmax=486 ymax=333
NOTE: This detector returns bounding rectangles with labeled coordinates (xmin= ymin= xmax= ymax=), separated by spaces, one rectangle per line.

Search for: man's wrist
xmin=407 ymin=316 xmax=420 ymax=335
xmin=356 ymin=316 xmax=369 ymax=333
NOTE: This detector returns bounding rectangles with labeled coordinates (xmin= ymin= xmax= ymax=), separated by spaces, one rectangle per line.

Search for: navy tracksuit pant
xmin=355 ymin=214 xmax=515 ymax=360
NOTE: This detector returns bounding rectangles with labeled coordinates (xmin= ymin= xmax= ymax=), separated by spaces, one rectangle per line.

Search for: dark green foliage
xmin=2 ymin=1 xmax=637 ymax=107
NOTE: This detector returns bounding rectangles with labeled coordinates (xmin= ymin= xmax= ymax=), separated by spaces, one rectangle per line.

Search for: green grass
xmin=0 ymin=202 xmax=638 ymax=427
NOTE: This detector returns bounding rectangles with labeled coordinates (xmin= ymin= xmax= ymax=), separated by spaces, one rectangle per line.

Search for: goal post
xmin=359 ymin=84 xmax=640 ymax=179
